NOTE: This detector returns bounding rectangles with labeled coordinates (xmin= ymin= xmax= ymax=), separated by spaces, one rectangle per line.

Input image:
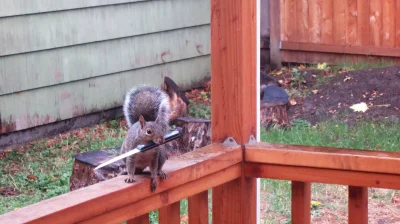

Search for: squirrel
xmin=120 ymin=114 xmax=168 ymax=192
xmin=121 ymin=85 xmax=172 ymax=192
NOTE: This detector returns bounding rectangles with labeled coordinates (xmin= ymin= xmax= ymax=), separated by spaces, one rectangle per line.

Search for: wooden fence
xmin=0 ymin=1 xmax=399 ymax=224
xmin=270 ymin=0 xmax=400 ymax=66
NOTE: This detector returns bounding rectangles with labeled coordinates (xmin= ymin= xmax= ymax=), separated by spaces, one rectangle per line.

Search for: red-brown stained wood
xmin=280 ymin=0 xmax=288 ymax=41
xmin=346 ymin=0 xmax=358 ymax=45
xmin=357 ymin=0 xmax=370 ymax=46
xmin=0 ymin=144 xmax=242 ymax=224
xmin=382 ymin=0 xmax=396 ymax=47
xmin=244 ymin=163 xmax=400 ymax=190
xmin=396 ymin=0 xmax=400 ymax=47
xmin=212 ymin=177 xmax=257 ymax=224
xmin=286 ymin=0 xmax=297 ymax=41
xmin=81 ymin=164 xmax=242 ymax=224
xmin=292 ymin=181 xmax=311 ymax=224
xmin=188 ymin=191 xmax=209 ymax=224
xmin=127 ymin=214 xmax=149 ymax=224
xmin=370 ymin=0 xmax=383 ymax=46
xmin=321 ymin=0 xmax=333 ymax=44
xmin=245 ymin=142 xmax=400 ymax=175
xmin=159 ymin=201 xmax=180 ymax=224
xmin=333 ymin=0 xmax=346 ymax=45
xmin=296 ymin=0 xmax=309 ymax=43
xmin=348 ymin=186 xmax=368 ymax=224
xmin=308 ymin=0 xmax=322 ymax=43
xmin=211 ymin=0 xmax=256 ymax=144
xmin=280 ymin=41 xmax=400 ymax=57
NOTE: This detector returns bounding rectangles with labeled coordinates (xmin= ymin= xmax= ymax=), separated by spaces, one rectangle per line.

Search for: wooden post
xmin=269 ymin=0 xmax=282 ymax=70
xmin=291 ymin=181 xmax=311 ymax=224
xmin=158 ymin=201 xmax=181 ymax=224
xmin=211 ymin=0 xmax=257 ymax=223
xmin=348 ymin=186 xmax=368 ymax=224
xmin=188 ymin=191 xmax=209 ymax=224
xmin=127 ymin=214 xmax=149 ymax=224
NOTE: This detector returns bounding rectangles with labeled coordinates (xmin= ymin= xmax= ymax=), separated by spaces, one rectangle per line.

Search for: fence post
xmin=291 ymin=181 xmax=311 ymax=224
xmin=210 ymin=0 xmax=258 ymax=223
xmin=269 ymin=0 xmax=282 ymax=70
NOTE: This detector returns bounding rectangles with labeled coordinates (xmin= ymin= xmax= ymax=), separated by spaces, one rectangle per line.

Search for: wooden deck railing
xmin=1 ymin=141 xmax=399 ymax=224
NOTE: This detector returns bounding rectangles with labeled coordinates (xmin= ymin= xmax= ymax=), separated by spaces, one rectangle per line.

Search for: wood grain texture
xmin=210 ymin=0 xmax=257 ymax=144
xmin=127 ymin=214 xmax=149 ymax=224
xmin=280 ymin=0 xmax=288 ymax=41
xmin=245 ymin=142 xmax=400 ymax=175
xmin=244 ymin=163 xmax=400 ymax=190
xmin=357 ymin=0 xmax=370 ymax=46
xmin=396 ymin=0 xmax=400 ymax=47
xmin=81 ymin=164 xmax=241 ymax=224
xmin=296 ymin=0 xmax=309 ymax=43
xmin=159 ymin=201 xmax=180 ymax=224
xmin=370 ymin=0 xmax=383 ymax=46
xmin=333 ymin=0 xmax=347 ymax=45
xmin=188 ymin=191 xmax=209 ymax=224
xmin=346 ymin=0 xmax=358 ymax=45
xmin=291 ymin=182 xmax=311 ymax=224
xmin=321 ymin=0 xmax=333 ymax=44
xmin=308 ymin=0 xmax=322 ymax=43
xmin=286 ymin=0 xmax=297 ymax=41
xmin=212 ymin=177 xmax=257 ymax=224
xmin=382 ymin=0 xmax=396 ymax=47
xmin=348 ymin=186 xmax=368 ymax=224
xmin=270 ymin=0 xmax=282 ymax=69
xmin=0 ymin=144 xmax=242 ymax=224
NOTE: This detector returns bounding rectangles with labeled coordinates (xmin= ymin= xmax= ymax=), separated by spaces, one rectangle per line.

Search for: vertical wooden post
xmin=127 ymin=214 xmax=149 ymax=224
xmin=348 ymin=186 xmax=368 ymax=224
xmin=269 ymin=0 xmax=282 ymax=70
xmin=211 ymin=0 xmax=257 ymax=223
xmin=188 ymin=191 xmax=209 ymax=224
xmin=291 ymin=181 xmax=311 ymax=224
xmin=158 ymin=201 xmax=180 ymax=224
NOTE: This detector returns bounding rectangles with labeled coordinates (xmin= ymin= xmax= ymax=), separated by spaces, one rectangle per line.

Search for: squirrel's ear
xmin=139 ymin=115 xmax=146 ymax=128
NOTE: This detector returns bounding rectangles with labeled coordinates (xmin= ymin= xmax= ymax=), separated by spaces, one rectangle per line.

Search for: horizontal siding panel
xmin=0 ymin=0 xmax=146 ymax=18
xmin=0 ymin=56 xmax=210 ymax=133
xmin=0 ymin=25 xmax=210 ymax=95
xmin=0 ymin=0 xmax=210 ymax=56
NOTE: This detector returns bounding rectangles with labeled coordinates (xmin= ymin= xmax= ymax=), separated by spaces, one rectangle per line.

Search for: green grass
xmin=259 ymin=119 xmax=400 ymax=223
xmin=0 ymin=121 xmax=126 ymax=215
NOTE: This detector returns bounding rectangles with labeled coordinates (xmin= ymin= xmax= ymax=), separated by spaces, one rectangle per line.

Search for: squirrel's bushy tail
xmin=123 ymin=85 xmax=171 ymax=132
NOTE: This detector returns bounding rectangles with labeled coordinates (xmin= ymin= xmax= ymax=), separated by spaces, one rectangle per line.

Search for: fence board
xmin=127 ymin=214 xmax=149 ymax=224
xmin=291 ymin=181 xmax=311 ymax=224
xmin=397 ymin=0 xmax=400 ymax=47
xmin=286 ymin=0 xmax=297 ymax=41
xmin=188 ymin=191 xmax=209 ymax=224
xmin=333 ymin=0 xmax=346 ymax=45
xmin=357 ymin=0 xmax=370 ymax=46
xmin=308 ymin=0 xmax=322 ymax=43
xmin=346 ymin=0 xmax=358 ymax=45
xmin=370 ymin=0 xmax=383 ymax=46
xmin=296 ymin=0 xmax=309 ymax=43
xmin=321 ymin=0 xmax=333 ymax=44
xmin=382 ymin=0 xmax=396 ymax=47
xmin=280 ymin=0 xmax=288 ymax=41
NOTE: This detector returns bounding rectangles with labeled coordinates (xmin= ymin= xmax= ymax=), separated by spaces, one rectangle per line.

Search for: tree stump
xmin=69 ymin=117 xmax=211 ymax=191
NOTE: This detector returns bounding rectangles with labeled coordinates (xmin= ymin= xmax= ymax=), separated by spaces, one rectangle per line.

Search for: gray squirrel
xmin=121 ymin=85 xmax=172 ymax=192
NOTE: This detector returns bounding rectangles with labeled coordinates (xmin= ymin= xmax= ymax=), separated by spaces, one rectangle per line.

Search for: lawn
xmin=1 ymin=61 xmax=399 ymax=223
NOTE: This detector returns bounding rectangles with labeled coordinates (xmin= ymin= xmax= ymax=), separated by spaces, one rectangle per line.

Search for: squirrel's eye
xmin=146 ymin=129 xmax=152 ymax=135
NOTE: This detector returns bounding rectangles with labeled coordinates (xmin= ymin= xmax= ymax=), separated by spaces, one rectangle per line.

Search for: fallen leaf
xmin=344 ymin=76 xmax=352 ymax=82
xmin=349 ymin=102 xmax=369 ymax=113
xmin=312 ymin=90 xmax=319 ymax=94
xmin=289 ymin=99 xmax=297 ymax=105
xmin=311 ymin=200 xmax=323 ymax=207
xmin=317 ymin=62 xmax=328 ymax=70
xmin=27 ymin=175 xmax=38 ymax=181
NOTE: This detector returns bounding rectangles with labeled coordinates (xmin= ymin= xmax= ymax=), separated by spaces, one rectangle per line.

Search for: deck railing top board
xmin=0 ymin=143 xmax=242 ymax=224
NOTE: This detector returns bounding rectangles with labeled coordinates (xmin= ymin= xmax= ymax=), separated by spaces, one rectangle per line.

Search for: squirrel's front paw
xmin=124 ymin=177 xmax=136 ymax=183
xmin=158 ymin=171 xmax=168 ymax=180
